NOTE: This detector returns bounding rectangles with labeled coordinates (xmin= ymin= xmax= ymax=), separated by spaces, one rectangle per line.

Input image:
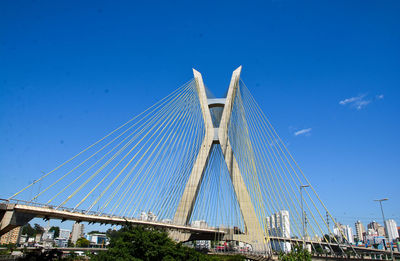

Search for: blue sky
xmin=1 ymin=0 xmax=399 ymax=233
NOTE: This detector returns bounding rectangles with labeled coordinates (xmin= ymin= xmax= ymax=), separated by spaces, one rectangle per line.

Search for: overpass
xmin=0 ymin=199 xmax=224 ymax=241
xmin=2 ymin=199 xmax=398 ymax=259
xmin=268 ymin=236 xmax=400 ymax=258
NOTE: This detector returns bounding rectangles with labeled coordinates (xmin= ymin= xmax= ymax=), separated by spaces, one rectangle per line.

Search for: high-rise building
xmin=384 ymin=219 xmax=399 ymax=242
xmin=377 ymin=226 xmax=386 ymax=237
xmin=139 ymin=211 xmax=158 ymax=221
xmin=368 ymin=221 xmax=385 ymax=237
xmin=344 ymin=225 xmax=354 ymax=244
xmin=147 ymin=211 xmax=157 ymax=221
xmin=55 ymin=238 xmax=68 ymax=248
xmin=368 ymin=221 xmax=378 ymax=230
xmin=0 ymin=227 xmax=21 ymax=244
xmin=71 ymin=222 xmax=84 ymax=244
xmin=35 ymin=233 xmax=42 ymax=243
xmin=355 ymin=220 xmax=365 ymax=242
xmin=266 ymin=210 xmax=290 ymax=252
xmin=140 ymin=211 xmax=148 ymax=221
xmin=42 ymin=229 xmax=54 ymax=240
xmin=59 ymin=229 xmax=71 ymax=240
xmin=333 ymin=223 xmax=354 ymax=244
xmin=191 ymin=220 xmax=208 ymax=228
xmin=366 ymin=228 xmax=378 ymax=236
xmin=333 ymin=223 xmax=343 ymax=242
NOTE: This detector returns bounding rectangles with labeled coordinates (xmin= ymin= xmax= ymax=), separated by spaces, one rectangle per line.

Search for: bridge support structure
xmin=0 ymin=203 xmax=34 ymax=236
xmin=173 ymin=66 xmax=269 ymax=253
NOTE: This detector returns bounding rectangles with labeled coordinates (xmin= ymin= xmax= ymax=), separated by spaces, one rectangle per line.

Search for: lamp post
xmin=374 ymin=198 xmax=393 ymax=261
xmin=300 ymin=184 xmax=309 ymax=244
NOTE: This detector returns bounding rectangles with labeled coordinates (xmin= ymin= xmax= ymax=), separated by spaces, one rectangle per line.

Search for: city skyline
xmin=1 ymin=0 xmax=399 ymax=234
xmin=12 ymin=207 xmax=398 ymax=248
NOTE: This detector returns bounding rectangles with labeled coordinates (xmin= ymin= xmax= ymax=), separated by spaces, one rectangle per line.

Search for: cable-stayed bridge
xmin=0 ymin=67 xmax=395 ymax=258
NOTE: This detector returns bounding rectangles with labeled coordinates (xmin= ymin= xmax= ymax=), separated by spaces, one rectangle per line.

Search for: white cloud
xmin=294 ymin=128 xmax=312 ymax=136
xmin=339 ymin=95 xmax=363 ymax=105
xmin=339 ymin=94 xmax=372 ymax=110
xmin=377 ymin=94 xmax=384 ymax=100
xmin=355 ymin=100 xmax=371 ymax=110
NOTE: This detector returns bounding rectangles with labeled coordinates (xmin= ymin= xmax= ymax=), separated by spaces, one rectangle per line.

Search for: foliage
xmin=106 ymin=228 xmax=119 ymax=241
xmin=62 ymin=251 xmax=88 ymax=261
xmin=76 ymin=237 xmax=91 ymax=247
xmin=21 ymin=223 xmax=44 ymax=239
xmin=323 ymin=234 xmax=338 ymax=244
xmin=89 ymin=230 xmax=101 ymax=235
xmin=67 ymin=239 xmax=74 ymax=247
xmin=210 ymin=240 xmax=218 ymax=248
xmin=92 ymin=224 xmax=236 ymax=261
xmin=6 ymin=243 xmax=16 ymax=253
xmin=65 ymin=251 xmax=78 ymax=260
xmin=278 ymin=245 xmax=311 ymax=261
xmin=22 ymin=223 xmax=35 ymax=237
xmin=312 ymin=244 xmax=324 ymax=255
xmin=33 ymin=223 xmax=44 ymax=234
xmin=49 ymin=226 xmax=60 ymax=238
xmin=20 ymin=249 xmax=63 ymax=260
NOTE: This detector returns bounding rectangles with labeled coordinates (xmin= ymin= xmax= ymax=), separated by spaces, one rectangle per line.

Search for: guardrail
xmin=0 ymin=198 xmax=220 ymax=232
xmin=0 ymin=198 xmax=109 ymax=217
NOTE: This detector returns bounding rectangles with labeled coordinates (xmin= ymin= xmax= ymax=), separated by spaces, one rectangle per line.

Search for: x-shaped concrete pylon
xmin=173 ymin=66 xmax=268 ymax=252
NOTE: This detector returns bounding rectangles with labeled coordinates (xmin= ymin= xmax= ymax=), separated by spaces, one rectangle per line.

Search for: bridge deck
xmin=0 ymin=200 xmax=223 ymax=236
xmin=268 ymin=236 xmax=399 ymax=257
xmin=1 ymin=200 xmax=397 ymax=258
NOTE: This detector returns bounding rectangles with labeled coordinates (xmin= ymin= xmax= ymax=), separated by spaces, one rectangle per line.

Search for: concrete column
xmin=173 ymin=67 xmax=268 ymax=252
xmin=219 ymin=66 xmax=268 ymax=252
xmin=173 ymin=69 xmax=215 ymax=226
xmin=0 ymin=204 xmax=34 ymax=236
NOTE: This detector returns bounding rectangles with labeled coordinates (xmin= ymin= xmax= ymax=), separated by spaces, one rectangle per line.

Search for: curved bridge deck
xmin=0 ymin=199 xmax=223 ymax=238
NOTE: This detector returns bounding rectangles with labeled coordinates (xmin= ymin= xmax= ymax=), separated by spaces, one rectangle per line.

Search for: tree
xmin=106 ymin=228 xmax=119 ymax=241
xmin=92 ymin=225 xmax=229 ymax=261
xmin=313 ymin=245 xmax=324 ymax=255
xmin=6 ymin=243 xmax=16 ymax=253
xmin=49 ymin=226 xmax=60 ymax=238
xmin=76 ymin=237 xmax=90 ymax=247
xmin=22 ymin=223 xmax=44 ymax=237
xmin=22 ymin=223 xmax=35 ymax=237
xmin=323 ymin=234 xmax=338 ymax=244
xmin=67 ymin=239 xmax=74 ymax=247
xmin=278 ymin=245 xmax=312 ymax=261
xmin=33 ymin=223 xmax=44 ymax=235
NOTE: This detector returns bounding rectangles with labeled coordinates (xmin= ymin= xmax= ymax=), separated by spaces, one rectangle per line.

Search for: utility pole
xmin=300 ymin=184 xmax=309 ymax=246
xmin=374 ymin=198 xmax=394 ymax=261
xmin=305 ymin=213 xmax=308 ymax=238
xmin=326 ymin=211 xmax=331 ymax=243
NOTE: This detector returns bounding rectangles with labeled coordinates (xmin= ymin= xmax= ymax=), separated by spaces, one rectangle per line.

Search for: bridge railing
xmin=0 ymin=198 xmax=129 ymax=219
xmin=0 ymin=198 xmax=221 ymax=231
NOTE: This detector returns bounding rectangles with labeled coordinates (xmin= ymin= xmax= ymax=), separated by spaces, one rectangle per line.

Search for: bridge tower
xmin=173 ymin=66 xmax=268 ymax=252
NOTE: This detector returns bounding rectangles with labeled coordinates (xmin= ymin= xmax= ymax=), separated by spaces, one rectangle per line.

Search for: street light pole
xmin=374 ymin=198 xmax=394 ymax=261
xmin=300 ymin=184 xmax=309 ymax=246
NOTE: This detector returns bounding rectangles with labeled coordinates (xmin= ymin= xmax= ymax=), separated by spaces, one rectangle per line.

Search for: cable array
xmin=11 ymin=80 xmax=205 ymax=222
xmin=9 ymin=74 xmax=356 ymax=255
xmin=227 ymin=79 xmax=354 ymax=252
